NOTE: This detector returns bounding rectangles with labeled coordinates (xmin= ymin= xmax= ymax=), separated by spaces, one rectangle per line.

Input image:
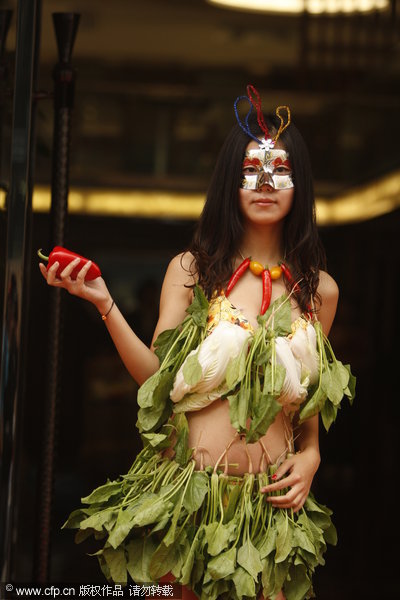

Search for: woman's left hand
xmin=260 ymin=449 xmax=320 ymax=512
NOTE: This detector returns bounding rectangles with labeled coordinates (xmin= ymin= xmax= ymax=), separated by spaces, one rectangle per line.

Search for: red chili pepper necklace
xmin=225 ymin=252 xmax=298 ymax=316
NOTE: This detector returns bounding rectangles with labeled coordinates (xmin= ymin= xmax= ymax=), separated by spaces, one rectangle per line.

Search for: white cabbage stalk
xmin=288 ymin=321 xmax=319 ymax=384
xmin=275 ymin=336 xmax=308 ymax=410
xmin=170 ymin=321 xmax=250 ymax=407
xmin=173 ymin=386 xmax=227 ymax=413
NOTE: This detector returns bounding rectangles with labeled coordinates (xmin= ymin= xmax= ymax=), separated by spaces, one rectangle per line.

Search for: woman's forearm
xmin=96 ymin=299 xmax=160 ymax=385
xmin=295 ymin=414 xmax=321 ymax=467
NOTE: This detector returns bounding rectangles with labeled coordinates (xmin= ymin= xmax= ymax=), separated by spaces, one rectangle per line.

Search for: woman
xmin=40 ymin=86 xmax=354 ymax=600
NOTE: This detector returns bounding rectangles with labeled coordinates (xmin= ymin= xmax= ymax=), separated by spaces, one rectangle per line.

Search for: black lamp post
xmin=0 ymin=0 xmax=39 ymax=583
xmin=34 ymin=12 xmax=80 ymax=583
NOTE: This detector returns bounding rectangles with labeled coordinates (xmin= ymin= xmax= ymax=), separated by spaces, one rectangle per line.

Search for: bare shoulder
xmin=315 ymin=270 xmax=339 ymax=336
xmin=166 ymin=251 xmax=197 ymax=283
xmin=317 ymin=270 xmax=339 ymax=303
xmin=151 ymin=252 xmax=198 ymax=348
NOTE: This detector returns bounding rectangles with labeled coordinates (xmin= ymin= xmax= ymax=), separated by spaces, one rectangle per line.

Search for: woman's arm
xmin=150 ymin=253 xmax=196 ymax=350
xmin=261 ymin=270 xmax=339 ymax=511
xmin=315 ymin=270 xmax=339 ymax=337
xmin=39 ymin=252 xmax=195 ymax=385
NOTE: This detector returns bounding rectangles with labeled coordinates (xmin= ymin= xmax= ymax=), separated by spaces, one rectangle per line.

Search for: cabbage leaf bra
xmin=137 ymin=285 xmax=355 ymax=443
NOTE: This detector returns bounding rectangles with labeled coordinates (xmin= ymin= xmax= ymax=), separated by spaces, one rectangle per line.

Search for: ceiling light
xmin=1 ymin=170 xmax=399 ymax=224
xmin=207 ymin=0 xmax=389 ymax=14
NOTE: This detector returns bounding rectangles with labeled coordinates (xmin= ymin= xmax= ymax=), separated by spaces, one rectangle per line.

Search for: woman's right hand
xmin=39 ymin=257 xmax=112 ymax=315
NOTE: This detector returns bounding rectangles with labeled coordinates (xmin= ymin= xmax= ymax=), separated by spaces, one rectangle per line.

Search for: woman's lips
xmin=253 ymin=198 xmax=276 ymax=205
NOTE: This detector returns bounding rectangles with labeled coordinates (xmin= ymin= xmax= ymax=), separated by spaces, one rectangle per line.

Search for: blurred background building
xmin=0 ymin=0 xmax=399 ymax=597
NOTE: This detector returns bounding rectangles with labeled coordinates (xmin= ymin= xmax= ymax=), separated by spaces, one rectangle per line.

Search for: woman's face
xmin=239 ymin=139 xmax=294 ymax=227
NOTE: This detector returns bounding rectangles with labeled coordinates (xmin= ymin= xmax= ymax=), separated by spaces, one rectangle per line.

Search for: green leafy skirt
xmin=64 ymin=447 xmax=336 ymax=600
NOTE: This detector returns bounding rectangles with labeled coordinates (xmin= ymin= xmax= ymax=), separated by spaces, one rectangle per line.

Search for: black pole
xmin=34 ymin=12 xmax=80 ymax=583
xmin=0 ymin=0 xmax=39 ymax=583
xmin=0 ymin=10 xmax=13 ymax=186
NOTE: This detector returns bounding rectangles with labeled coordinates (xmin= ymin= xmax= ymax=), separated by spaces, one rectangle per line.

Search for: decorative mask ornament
xmin=241 ymin=148 xmax=294 ymax=191
xmin=234 ymin=85 xmax=294 ymax=191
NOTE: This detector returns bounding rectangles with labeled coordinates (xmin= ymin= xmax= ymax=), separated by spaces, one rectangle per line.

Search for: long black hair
xmin=187 ymin=112 xmax=326 ymax=313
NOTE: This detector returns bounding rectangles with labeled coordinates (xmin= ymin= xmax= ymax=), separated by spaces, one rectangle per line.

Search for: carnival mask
xmin=241 ymin=148 xmax=294 ymax=191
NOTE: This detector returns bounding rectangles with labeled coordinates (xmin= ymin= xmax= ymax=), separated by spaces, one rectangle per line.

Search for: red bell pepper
xmin=38 ymin=246 xmax=101 ymax=281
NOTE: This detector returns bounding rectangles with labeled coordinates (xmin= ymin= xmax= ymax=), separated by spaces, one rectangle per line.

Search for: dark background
xmin=1 ymin=1 xmax=400 ymax=598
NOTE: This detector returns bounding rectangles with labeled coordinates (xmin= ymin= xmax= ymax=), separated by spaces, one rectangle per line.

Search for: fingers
xmin=40 ymin=257 xmax=88 ymax=289
xmin=39 ymin=255 xmax=106 ymax=306
xmin=261 ymin=471 xmax=300 ymax=494
xmin=260 ymin=464 xmax=309 ymax=511
xmin=45 ymin=260 xmax=62 ymax=285
xmin=76 ymin=260 xmax=92 ymax=282
xmin=271 ymin=457 xmax=295 ymax=481
xmin=259 ymin=458 xmax=294 ymax=493
xmin=59 ymin=257 xmax=81 ymax=279
xmin=264 ymin=482 xmax=308 ymax=511
xmin=268 ymin=491 xmax=307 ymax=512
xmin=38 ymin=263 xmax=49 ymax=280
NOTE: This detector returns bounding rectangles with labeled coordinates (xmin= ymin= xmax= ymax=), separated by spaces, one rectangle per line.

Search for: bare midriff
xmin=164 ymin=284 xmax=301 ymax=475
xmin=185 ymin=398 xmax=292 ymax=475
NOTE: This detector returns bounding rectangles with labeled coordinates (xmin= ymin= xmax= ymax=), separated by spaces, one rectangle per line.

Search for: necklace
xmin=226 ymin=251 xmax=295 ymax=316
xmin=238 ymin=250 xmax=283 ymax=280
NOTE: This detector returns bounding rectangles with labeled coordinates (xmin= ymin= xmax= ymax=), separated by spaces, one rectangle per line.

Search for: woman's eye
xmin=275 ymin=166 xmax=292 ymax=175
xmin=243 ymin=166 xmax=258 ymax=174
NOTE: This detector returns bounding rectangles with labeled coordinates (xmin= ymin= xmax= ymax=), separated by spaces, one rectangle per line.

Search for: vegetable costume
xmin=64 ymin=286 xmax=355 ymax=600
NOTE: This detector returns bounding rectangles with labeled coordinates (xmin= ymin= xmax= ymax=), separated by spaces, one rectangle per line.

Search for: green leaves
xmin=258 ymin=293 xmax=292 ymax=337
xmin=232 ymin=565 xmax=256 ymax=597
xmin=126 ymin=537 xmax=158 ymax=582
xmin=258 ymin=527 xmax=277 ymax=559
xmin=321 ymin=362 xmax=347 ymax=406
xmin=345 ymin=364 xmax=356 ymax=404
xmin=299 ymin=385 xmax=327 ymax=422
xmin=64 ymin=282 xmax=356 ymax=597
xmin=102 ymin=546 xmax=127 ymax=584
xmin=183 ymin=471 xmax=209 ymax=513
xmin=80 ymin=508 xmax=117 ymax=534
xmin=81 ymin=481 xmax=122 ymax=505
xmin=275 ymin=512 xmax=294 ymax=563
xmin=207 ymin=546 xmax=237 ymax=579
xmin=224 ymin=294 xmax=295 ymax=442
xmin=62 ymin=508 xmax=90 ymax=530
xmin=205 ymin=521 xmax=236 ymax=556
xmin=149 ymin=540 xmax=180 ymax=580
xmin=284 ymin=564 xmax=312 ymax=600
xmin=299 ymin=321 xmax=356 ymax=430
xmin=173 ymin=413 xmax=192 ymax=466
xmin=226 ymin=343 xmax=247 ymax=389
xmin=226 ymin=294 xmax=356 ymax=442
xmin=320 ymin=401 xmax=337 ymax=432
xmin=185 ymin=284 xmax=209 ymax=326
xmin=246 ymin=394 xmax=282 ymax=443
xmin=141 ymin=432 xmax=169 ymax=450
xmin=237 ymin=538 xmax=263 ymax=580
xmin=153 ymin=325 xmax=180 ymax=363
xmin=137 ymin=285 xmax=209 ymax=434
xmin=180 ymin=532 xmax=201 ymax=585
xmin=67 ymin=453 xmax=338 ymax=599
xmin=137 ymin=370 xmax=174 ymax=410
xmin=137 ymin=370 xmax=174 ymax=433
xmin=131 ymin=494 xmax=173 ymax=528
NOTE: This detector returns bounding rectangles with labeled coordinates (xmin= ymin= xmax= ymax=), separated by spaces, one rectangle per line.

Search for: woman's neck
xmin=239 ymin=222 xmax=285 ymax=266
